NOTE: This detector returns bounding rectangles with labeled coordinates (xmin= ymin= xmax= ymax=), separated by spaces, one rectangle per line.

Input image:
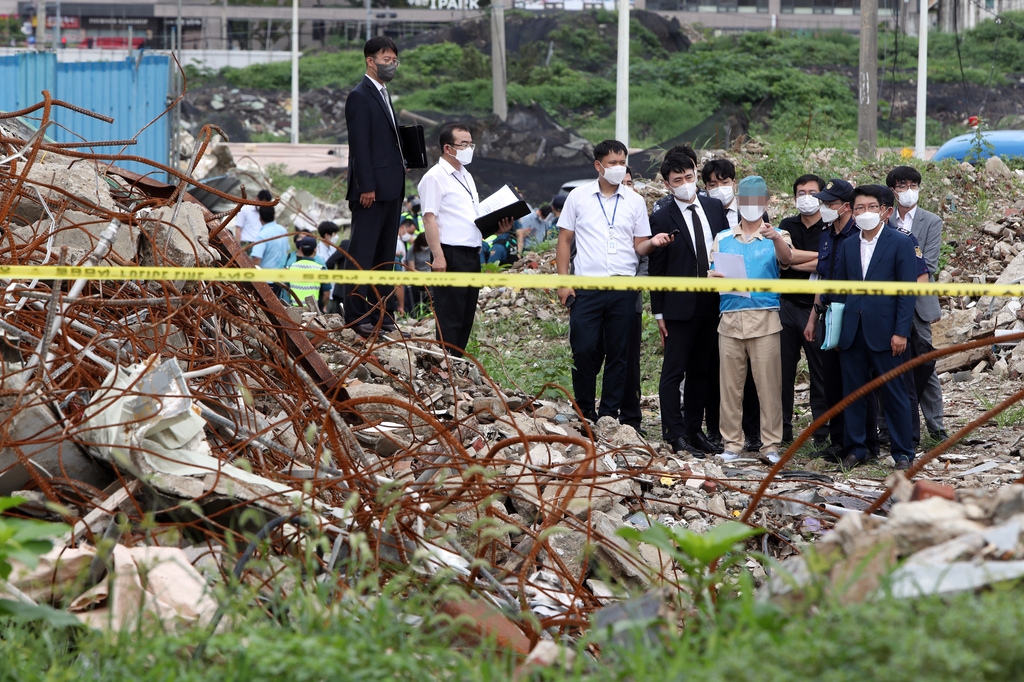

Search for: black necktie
xmin=689 ymin=205 xmax=709 ymax=276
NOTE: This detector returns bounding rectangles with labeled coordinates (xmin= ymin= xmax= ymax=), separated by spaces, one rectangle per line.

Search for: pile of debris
xmin=182 ymin=85 xmax=350 ymax=144
xmin=0 ymin=95 xmax=800 ymax=642
xmin=4 ymin=96 xmax=1024 ymax=657
xmin=764 ymin=480 xmax=1024 ymax=604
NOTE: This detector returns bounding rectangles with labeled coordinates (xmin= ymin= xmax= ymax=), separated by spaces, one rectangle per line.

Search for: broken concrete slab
xmin=137 ymin=203 xmax=218 ymax=267
xmin=0 ymin=369 xmax=113 ymax=496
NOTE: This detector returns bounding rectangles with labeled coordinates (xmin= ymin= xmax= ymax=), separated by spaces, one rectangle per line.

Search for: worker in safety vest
xmin=286 ymin=235 xmax=329 ymax=307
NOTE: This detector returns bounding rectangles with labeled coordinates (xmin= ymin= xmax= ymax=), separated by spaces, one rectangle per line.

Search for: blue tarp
xmin=933 ymin=130 xmax=1024 ymax=163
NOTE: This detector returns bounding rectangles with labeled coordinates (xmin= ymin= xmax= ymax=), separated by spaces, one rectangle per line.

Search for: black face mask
xmin=375 ymin=61 xmax=397 ymax=83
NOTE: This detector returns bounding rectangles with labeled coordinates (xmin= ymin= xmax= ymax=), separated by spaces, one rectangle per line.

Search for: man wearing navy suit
xmin=825 ymin=185 xmax=918 ymax=470
xmin=649 ymin=149 xmax=729 ymax=457
xmin=340 ymin=36 xmax=407 ymax=337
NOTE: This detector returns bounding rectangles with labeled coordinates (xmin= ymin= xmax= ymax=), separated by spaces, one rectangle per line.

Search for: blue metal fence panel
xmin=0 ymin=52 xmax=170 ymax=178
xmin=0 ymin=52 xmax=57 ymax=112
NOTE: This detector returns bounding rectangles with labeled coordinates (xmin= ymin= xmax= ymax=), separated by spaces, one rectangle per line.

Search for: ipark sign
xmin=407 ymin=0 xmax=481 ymax=8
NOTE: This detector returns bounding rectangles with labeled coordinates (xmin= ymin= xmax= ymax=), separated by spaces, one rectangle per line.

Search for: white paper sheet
xmin=476 ymin=184 xmax=519 ymax=216
xmin=713 ymin=252 xmax=750 ymax=298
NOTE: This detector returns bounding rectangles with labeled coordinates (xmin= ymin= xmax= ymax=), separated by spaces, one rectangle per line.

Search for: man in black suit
xmin=340 ymin=36 xmax=407 ymax=338
xmin=649 ymin=149 xmax=729 ymax=457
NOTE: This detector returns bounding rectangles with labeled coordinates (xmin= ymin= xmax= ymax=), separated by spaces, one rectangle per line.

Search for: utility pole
xmin=222 ymin=0 xmax=228 ymax=49
xmin=54 ymin=0 xmax=60 ymax=48
xmin=614 ymin=0 xmax=629 ymax=146
xmin=914 ymin=0 xmax=928 ymax=158
xmin=365 ymin=0 xmax=371 ymax=41
xmin=490 ymin=3 xmax=507 ymax=121
xmin=291 ymin=0 xmax=299 ymax=145
xmin=857 ymin=0 xmax=878 ymax=159
xmin=34 ymin=0 xmax=44 ymax=50
xmin=176 ymin=0 xmax=183 ymax=51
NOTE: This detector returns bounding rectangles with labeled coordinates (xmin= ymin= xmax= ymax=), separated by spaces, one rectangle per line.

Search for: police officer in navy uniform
xmin=803 ymin=179 xmax=862 ymax=461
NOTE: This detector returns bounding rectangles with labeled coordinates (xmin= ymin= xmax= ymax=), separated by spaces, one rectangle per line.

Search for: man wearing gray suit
xmin=886 ymin=166 xmax=948 ymax=441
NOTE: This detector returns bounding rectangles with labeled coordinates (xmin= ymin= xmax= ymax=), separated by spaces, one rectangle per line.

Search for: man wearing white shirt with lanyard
xmin=556 ymin=139 xmax=675 ymax=423
xmin=420 ymin=123 xmax=511 ymax=357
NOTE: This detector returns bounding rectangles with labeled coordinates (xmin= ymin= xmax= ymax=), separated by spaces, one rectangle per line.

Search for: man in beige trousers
xmin=708 ymin=176 xmax=793 ymax=463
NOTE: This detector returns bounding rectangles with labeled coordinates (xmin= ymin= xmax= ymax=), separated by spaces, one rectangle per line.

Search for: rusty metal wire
xmin=3 ymin=91 xmax=1023 ymax=647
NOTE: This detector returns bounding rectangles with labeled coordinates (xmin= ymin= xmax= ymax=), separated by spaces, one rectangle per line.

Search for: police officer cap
xmin=814 ymin=178 xmax=854 ymax=203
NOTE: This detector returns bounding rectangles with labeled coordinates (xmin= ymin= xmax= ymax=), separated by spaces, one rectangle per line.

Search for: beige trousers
xmin=719 ymin=332 xmax=783 ymax=454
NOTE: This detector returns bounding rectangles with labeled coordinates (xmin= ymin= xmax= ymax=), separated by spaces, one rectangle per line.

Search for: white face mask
xmin=401 ymin=232 xmax=414 ymax=243
xmin=854 ymin=212 xmax=881 ymax=231
xmin=708 ymin=185 xmax=734 ymax=206
xmin=329 ymin=234 xmax=340 ymax=245
xmin=819 ymin=205 xmax=840 ymax=224
xmin=897 ymin=188 xmax=919 ymax=208
xmin=601 ymin=164 xmax=627 ymax=186
xmin=796 ymin=195 xmax=821 ymax=215
xmin=673 ymin=181 xmax=697 ymax=202
xmin=739 ymin=205 xmax=764 ymax=223
xmin=454 ymin=147 xmax=473 ymax=165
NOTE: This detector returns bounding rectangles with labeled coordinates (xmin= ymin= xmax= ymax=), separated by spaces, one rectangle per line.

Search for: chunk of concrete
xmin=0 ymin=370 xmax=112 ymax=496
xmin=13 ymin=210 xmax=139 ymax=265
xmin=591 ymin=510 xmax=652 ymax=588
xmin=138 ymin=203 xmax=217 ymax=267
xmin=886 ymin=497 xmax=987 ymax=555
xmin=13 ymin=154 xmax=119 ymax=226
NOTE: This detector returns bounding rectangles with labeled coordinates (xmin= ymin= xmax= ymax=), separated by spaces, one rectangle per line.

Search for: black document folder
xmin=474 ymin=184 xmax=531 ymax=238
xmin=399 ymin=124 xmax=428 ymax=169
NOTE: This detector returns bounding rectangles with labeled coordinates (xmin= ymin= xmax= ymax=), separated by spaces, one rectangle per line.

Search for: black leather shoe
xmin=669 ymin=437 xmax=706 ymax=459
xmin=353 ymin=322 xmax=378 ymax=338
xmin=706 ymin=433 xmax=724 ymax=450
xmin=686 ymin=432 xmax=718 ymax=454
xmin=929 ymin=429 xmax=949 ymax=442
xmin=839 ymin=454 xmax=866 ymax=469
xmin=743 ymin=437 xmax=763 ymax=452
xmin=810 ymin=443 xmax=844 ymax=462
xmin=894 ymin=457 xmax=912 ymax=471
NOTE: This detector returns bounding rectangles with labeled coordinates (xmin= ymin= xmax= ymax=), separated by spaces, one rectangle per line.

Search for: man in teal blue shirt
xmin=251 ymin=205 xmax=289 ymax=270
xmin=708 ymin=176 xmax=793 ymax=464
xmin=251 ymin=205 xmax=290 ymax=296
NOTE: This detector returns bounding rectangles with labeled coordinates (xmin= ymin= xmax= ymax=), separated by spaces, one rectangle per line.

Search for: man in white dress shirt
xmin=555 ymin=139 xmax=674 ymax=423
xmin=419 ymin=123 xmax=510 ymax=357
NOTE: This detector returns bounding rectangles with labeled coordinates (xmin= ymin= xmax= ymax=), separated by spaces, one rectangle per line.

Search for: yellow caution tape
xmin=0 ymin=265 xmax=1018 ymax=297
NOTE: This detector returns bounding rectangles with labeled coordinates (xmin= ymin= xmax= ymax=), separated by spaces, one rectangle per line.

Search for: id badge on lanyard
xmin=598 ymin=193 xmax=620 ymax=254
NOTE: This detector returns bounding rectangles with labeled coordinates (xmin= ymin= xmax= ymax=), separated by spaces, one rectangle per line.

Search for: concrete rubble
xmin=763 ymin=482 xmax=1024 ymax=603
xmin=2 ymin=97 xmax=1024 ymax=658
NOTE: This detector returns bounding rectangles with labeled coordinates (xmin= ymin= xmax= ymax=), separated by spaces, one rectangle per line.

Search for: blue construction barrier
xmin=0 ymin=51 xmax=171 ymax=178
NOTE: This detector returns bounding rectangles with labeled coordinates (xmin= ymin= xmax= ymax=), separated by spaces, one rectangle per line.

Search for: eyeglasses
xmin=450 ymin=142 xmax=476 ymax=150
xmin=375 ymin=58 xmax=401 ymax=66
xmin=893 ymin=182 xmax=919 ymax=191
xmin=852 ymin=204 xmax=882 ymax=214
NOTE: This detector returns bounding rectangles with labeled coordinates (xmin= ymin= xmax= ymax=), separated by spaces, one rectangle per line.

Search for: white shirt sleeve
xmin=556 ymin=191 xmax=577 ymax=232
xmin=418 ymin=169 xmax=443 ymax=217
xmin=632 ymin=198 xmax=651 ymax=238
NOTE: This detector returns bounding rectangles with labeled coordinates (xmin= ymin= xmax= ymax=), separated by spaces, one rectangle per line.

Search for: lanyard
xmin=451 ymin=171 xmax=477 ymax=208
xmin=597 ymin=192 xmax=620 ymax=227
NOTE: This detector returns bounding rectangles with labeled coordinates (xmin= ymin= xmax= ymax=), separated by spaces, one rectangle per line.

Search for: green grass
xmin=6 ymin=575 xmax=1024 ymax=680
